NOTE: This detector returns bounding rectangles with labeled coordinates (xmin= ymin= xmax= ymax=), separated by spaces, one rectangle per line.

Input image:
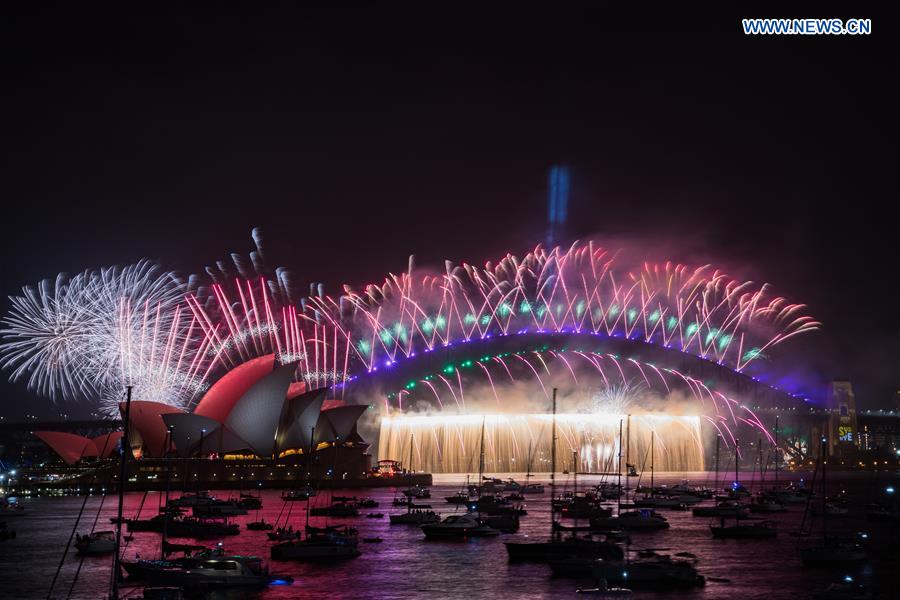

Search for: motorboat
xmin=270 ymin=527 xmax=360 ymax=561
xmin=236 ymin=495 xmax=262 ymax=510
xmin=246 ymin=520 xmax=274 ymax=531
xmin=389 ymin=509 xmax=440 ymax=525
xmin=191 ymin=500 xmax=248 ymax=518
xmin=309 ymin=502 xmax=359 ymax=517
xmin=505 ymin=535 xmax=624 ymax=562
xmin=590 ymin=510 xmax=669 ymax=531
xmin=355 ymin=497 xmax=379 ymax=508
xmin=126 ymin=515 xmax=240 ymax=538
xmin=266 ymin=527 xmax=300 ymax=541
xmin=551 ymin=556 xmax=705 ymax=588
xmin=522 ymin=483 xmax=545 ymax=494
xmin=127 ymin=556 xmax=274 ymax=589
xmin=748 ymin=497 xmax=787 ymax=513
xmin=800 ymin=541 xmax=867 ymax=565
xmin=813 ymin=579 xmax=875 ymax=600
xmin=402 ymin=485 xmax=431 ymax=499
xmin=691 ymin=501 xmax=749 ymax=519
xmin=282 ymin=487 xmax=316 ymax=501
xmin=421 ymin=514 xmax=500 ymax=538
xmin=444 ymin=492 xmax=471 ymax=504
xmin=75 ymin=530 xmax=116 ymax=554
xmin=710 ymin=519 xmax=777 ymax=539
xmin=168 ymin=491 xmax=214 ymax=508
xmin=481 ymin=514 xmax=520 ymax=533
xmin=366 ymin=513 xmax=384 ymax=519
xmin=576 ymin=580 xmax=633 ymax=597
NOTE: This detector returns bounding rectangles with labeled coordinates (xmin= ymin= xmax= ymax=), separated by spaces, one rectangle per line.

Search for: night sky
xmin=1 ymin=5 xmax=895 ymax=417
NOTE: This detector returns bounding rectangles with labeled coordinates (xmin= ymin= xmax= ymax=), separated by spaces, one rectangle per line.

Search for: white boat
xmin=140 ymin=557 xmax=273 ymax=588
xmin=75 ymin=530 xmax=116 ymax=555
xmin=421 ymin=514 xmax=500 ymax=538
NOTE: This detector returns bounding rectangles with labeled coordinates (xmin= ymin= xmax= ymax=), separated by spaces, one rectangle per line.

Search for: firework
xmin=0 ymin=260 xmax=212 ymax=411
xmin=308 ymin=242 xmax=819 ymax=374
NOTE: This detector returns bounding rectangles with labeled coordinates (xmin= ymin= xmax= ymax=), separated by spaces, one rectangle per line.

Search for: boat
xmin=309 ymin=502 xmax=360 ymax=517
xmin=282 ymin=487 xmax=317 ymax=501
xmin=800 ymin=542 xmax=867 ymax=565
xmin=237 ymin=496 xmax=262 ymax=510
xmin=421 ymin=513 xmax=500 ymax=538
xmin=168 ymin=491 xmax=214 ymax=508
xmin=366 ymin=513 xmax=384 ymax=519
xmin=444 ymin=492 xmax=471 ymax=504
xmin=191 ymin=500 xmax=248 ymax=518
xmin=552 ymin=556 xmax=705 ymax=588
xmin=128 ymin=556 xmax=273 ymax=589
xmin=506 ymin=535 xmax=624 ymax=562
xmin=799 ymin=438 xmax=867 ymax=566
xmin=126 ymin=515 xmax=240 ymax=537
xmin=748 ymin=497 xmax=787 ymax=513
xmin=813 ymin=579 xmax=875 ymax=600
xmin=576 ymin=580 xmax=633 ymax=597
xmin=691 ymin=501 xmax=749 ymax=519
xmin=590 ymin=510 xmax=669 ymax=531
xmin=481 ymin=514 xmax=520 ymax=533
xmin=710 ymin=519 xmax=777 ymax=539
xmin=75 ymin=530 xmax=116 ymax=554
xmin=402 ymin=485 xmax=431 ymax=499
xmin=355 ymin=497 xmax=379 ymax=508
xmin=266 ymin=527 xmax=300 ymax=541
xmin=246 ymin=520 xmax=274 ymax=531
xmin=522 ymin=483 xmax=545 ymax=494
xmin=270 ymin=526 xmax=361 ymax=561
xmin=389 ymin=509 xmax=441 ymax=525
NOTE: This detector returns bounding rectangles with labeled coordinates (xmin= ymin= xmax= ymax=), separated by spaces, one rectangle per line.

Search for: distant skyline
xmin=1 ymin=6 xmax=895 ymax=417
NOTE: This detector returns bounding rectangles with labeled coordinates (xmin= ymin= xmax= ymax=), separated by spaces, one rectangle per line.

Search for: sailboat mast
xmin=734 ymin=439 xmax=740 ymax=489
xmin=111 ymin=385 xmax=132 ymax=600
xmin=650 ymin=431 xmax=655 ymax=492
xmin=714 ymin=434 xmax=720 ymax=492
xmin=478 ymin=417 xmax=486 ymax=497
xmin=306 ymin=425 xmax=315 ymax=530
xmin=774 ymin=415 xmax=779 ymax=485
xmin=551 ymin=388 xmax=557 ymax=538
xmin=408 ymin=432 xmax=415 ymax=475
xmin=625 ymin=414 xmax=631 ymax=495
xmin=617 ymin=418 xmax=623 ymax=516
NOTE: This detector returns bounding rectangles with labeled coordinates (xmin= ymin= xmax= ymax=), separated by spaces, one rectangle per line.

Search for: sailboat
xmin=505 ymin=390 xmax=624 ymax=561
xmin=590 ymin=426 xmax=668 ymax=531
xmin=799 ymin=437 xmax=866 ymax=566
xmin=424 ymin=418 xmax=502 ymax=538
xmin=522 ymin=439 xmax=545 ymax=494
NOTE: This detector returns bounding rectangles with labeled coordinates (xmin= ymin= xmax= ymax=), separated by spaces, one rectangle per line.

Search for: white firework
xmin=0 ymin=260 xmax=211 ymax=412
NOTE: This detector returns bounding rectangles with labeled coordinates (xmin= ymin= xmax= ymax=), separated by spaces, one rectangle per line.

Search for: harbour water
xmin=1 ymin=471 xmax=896 ymax=599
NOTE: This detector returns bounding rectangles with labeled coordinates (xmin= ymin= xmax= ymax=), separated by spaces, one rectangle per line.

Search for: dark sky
xmin=0 ymin=5 xmax=895 ymax=417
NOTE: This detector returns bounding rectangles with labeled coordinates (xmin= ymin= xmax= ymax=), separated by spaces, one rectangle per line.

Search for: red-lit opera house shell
xmin=91 ymin=432 xmax=124 ymax=458
xmin=193 ymin=354 xmax=276 ymax=423
xmin=33 ymin=431 xmax=99 ymax=465
xmin=121 ymin=401 xmax=185 ymax=458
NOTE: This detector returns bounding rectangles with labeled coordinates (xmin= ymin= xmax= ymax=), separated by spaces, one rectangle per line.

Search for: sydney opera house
xmin=30 ymin=354 xmax=378 ymax=489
